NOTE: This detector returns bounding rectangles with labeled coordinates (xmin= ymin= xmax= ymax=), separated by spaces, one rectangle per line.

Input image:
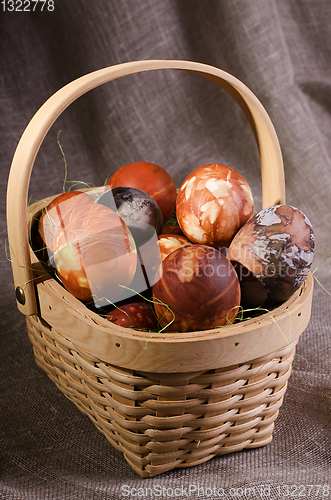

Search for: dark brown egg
xmin=157 ymin=234 xmax=192 ymax=261
xmin=176 ymin=164 xmax=254 ymax=249
xmin=96 ymin=186 xmax=163 ymax=247
xmin=227 ymin=204 xmax=315 ymax=308
xmin=105 ymin=302 xmax=158 ymax=331
xmin=152 ymin=245 xmax=241 ymax=332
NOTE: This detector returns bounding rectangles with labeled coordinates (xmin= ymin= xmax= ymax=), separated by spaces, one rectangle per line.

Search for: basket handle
xmin=6 ymin=60 xmax=285 ymax=316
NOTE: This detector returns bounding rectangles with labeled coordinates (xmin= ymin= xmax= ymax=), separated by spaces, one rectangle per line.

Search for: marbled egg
xmin=95 ymin=187 xmax=163 ymax=299
xmin=95 ymin=186 xmax=163 ymax=247
xmin=227 ymin=204 xmax=315 ymax=308
xmin=176 ymin=164 xmax=254 ymax=249
xmin=105 ymin=302 xmax=158 ymax=331
xmin=153 ymin=245 xmax=241 ymax=332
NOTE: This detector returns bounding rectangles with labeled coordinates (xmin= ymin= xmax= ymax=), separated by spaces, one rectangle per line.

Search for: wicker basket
xmin=6 ymin=60 xmax=314 ymax=478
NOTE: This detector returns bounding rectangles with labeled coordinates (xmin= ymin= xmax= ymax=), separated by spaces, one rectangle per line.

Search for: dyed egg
xmin=95 ymin=186 xmax=163 ymax=247
xmin=38 ymin=191 xmax=93 ymax=254
xmin=158 ymin=234 xmax=192 ymax=261
xmin=227 ymin=204 xmax=315 ymax=308
xmin=106 ymin=161 xmax=177 ymax=223
xmin=105 ymin=302 xmax=158 ymax=331
xmin=176 ymin=164 xmax=254 ymax=249
xmin=153 ymin=245 xmax=241 ymax=332
xmin=53 ymin=203 xmax=137 ymax=306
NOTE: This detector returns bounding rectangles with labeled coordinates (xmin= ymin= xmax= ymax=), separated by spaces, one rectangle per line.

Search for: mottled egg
xmin=176 ymin=164 xmax=254 ymax=249
xmin=106 ymin=161 xmax=177 ymax=223
xmin=95 ymin=186 xmax=163 ymax=247
xmin=153 ymin=245 xmax=241 ymax=332
xmin=38 ymin=191 xmax=93 ymax=255
xmin=105 ymin=302 xmax=158 ymax=331
xmin=53 ymin=203 xmax=137 ymax=306
xmin=158 ymin=234 xmax=192 ymax=261
xmin=227 ymin=204 xmax=315 ymax=308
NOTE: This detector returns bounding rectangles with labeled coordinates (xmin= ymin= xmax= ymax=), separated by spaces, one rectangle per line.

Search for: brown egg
xmin=106 ymin=161 xmax=177 ymax=223
xmin=53 ymin=203 xmax=137 ymax=306
xmin=152 ymin=245 xmax=241 ymax=332
xmin=105 ymin=302 xmax=158 ymax=331
xmin=227 ymin=204 xmax=315 ymax=308
xmin=38 ymin=191 xmax=93 ymax=254
xmin=176 ymin=164 xmax=254 ymax=249
xmin=157 ymin=234 xmax=192 ymax=261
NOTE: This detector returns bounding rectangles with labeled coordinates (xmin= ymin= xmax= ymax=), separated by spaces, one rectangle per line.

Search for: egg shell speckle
xmin=227 ymin=204 xmax=315 ymax=307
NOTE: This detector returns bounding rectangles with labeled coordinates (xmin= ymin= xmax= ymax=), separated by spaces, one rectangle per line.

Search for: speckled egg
xmin=176 ymin=164 xmax=254 ymax=249
xmin=95 ymin=186 xmax=163 ymax=247
xmin=157 ymin=234 xmax=192 ymax=261
xmin=105 ymin=302 xmax=158 ymax=331
xmin=152 ymin=245 xmax=241 ymax=332
xmin=227 ymin=204 xmax=315 ymax=308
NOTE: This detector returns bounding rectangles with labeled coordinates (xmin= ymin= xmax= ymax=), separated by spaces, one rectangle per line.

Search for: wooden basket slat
xmin=26 ymin=309 xmax=299 ymax=476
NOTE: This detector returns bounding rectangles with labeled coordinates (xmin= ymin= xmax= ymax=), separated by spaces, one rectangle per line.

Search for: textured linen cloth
xmin=1 ymin=1 xmax=330 ymax=499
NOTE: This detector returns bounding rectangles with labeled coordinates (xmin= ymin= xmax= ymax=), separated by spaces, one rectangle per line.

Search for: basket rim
xmin=36 ymin=258 xmax=313 ymax=343
xmin=30 ymin=218 xmax=313 ymax=372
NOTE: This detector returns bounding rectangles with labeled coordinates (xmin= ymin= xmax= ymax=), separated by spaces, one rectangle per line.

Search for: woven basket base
xmin=27 ymin=315 xmax=296 ymax=478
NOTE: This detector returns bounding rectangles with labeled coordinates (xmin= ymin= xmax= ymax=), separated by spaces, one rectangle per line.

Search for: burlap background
xmin=1 ymin=1 xmax=330 ymax=498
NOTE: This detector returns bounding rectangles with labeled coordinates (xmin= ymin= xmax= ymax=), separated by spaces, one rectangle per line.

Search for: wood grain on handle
xmin=6 ymin=60 xmax=285 ymax=316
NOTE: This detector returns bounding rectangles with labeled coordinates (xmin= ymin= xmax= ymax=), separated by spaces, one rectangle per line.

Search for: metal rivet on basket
xmin=15 ymin=286 xmax=26 ymax=305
